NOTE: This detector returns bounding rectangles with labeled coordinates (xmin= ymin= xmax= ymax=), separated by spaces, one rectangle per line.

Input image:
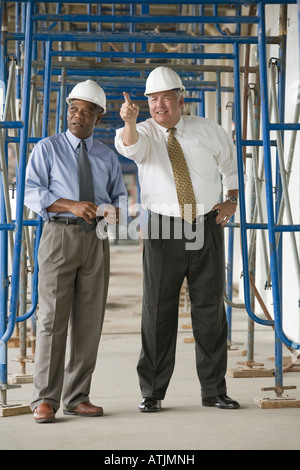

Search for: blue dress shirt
xmin=25 ymin=129 xmax=127 ymax=220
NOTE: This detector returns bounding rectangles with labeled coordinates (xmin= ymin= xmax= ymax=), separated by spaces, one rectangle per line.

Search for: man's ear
xmin=95 ymin=113 xmax=103 ymax=125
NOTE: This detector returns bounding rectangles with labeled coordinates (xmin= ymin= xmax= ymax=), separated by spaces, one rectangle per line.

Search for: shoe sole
xmin=139 ymin=405 xmax=161 ymax=412
xmin=63 ymin=410 xmax=103 ymax=417
xmin=202 ymin=402 xmax=240 ymax=409
xmin=34 ymin=417 xmax=55 ymax=423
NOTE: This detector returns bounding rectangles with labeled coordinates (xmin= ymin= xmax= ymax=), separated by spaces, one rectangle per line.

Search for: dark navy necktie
xmin=78 ymin=140 xmax=96 ymax=232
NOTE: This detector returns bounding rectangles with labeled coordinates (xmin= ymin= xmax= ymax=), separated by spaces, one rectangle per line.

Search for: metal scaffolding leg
xmin=254 ymin=2 xmax=300 ymax=408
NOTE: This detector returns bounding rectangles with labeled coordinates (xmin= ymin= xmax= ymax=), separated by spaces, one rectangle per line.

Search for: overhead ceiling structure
xmin=0 ymin=1 xmax=300 ymax=415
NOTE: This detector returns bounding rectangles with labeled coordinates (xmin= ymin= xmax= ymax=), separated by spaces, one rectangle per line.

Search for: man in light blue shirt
xmin=25 ymin=80 xmax=127 ymax=423
xmin=25 ymin=128 xmax=126 ymax=222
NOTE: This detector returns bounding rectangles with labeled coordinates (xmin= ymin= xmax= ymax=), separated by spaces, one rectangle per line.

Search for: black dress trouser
xmin=137 ymin=212 xmax=228 ymax=399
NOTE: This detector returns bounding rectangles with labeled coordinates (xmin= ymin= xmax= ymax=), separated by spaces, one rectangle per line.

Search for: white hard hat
xmin=66 ymin=80 xmax=107 ymax=114
xmin=144 ymin=66 xmax=185 ymax=96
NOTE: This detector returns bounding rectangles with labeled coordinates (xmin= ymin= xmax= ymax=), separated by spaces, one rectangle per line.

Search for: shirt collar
xmin=66 ymin=128 xmax=93 ymax=152
xmin=153 ymin=116 xmax=184 ymax=137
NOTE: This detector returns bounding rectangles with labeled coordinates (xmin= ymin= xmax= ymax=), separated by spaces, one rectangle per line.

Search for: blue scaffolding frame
xmin=0 ymin=0 xmax=299 ymax=409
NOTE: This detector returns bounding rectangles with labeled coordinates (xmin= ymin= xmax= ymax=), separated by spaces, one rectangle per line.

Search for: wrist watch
xmin=226 ymin=195 xmax=238 ymax=204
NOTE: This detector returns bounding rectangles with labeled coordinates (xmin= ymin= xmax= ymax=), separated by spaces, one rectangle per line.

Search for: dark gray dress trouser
xmin=137 ymin=212 xmax=228 ymax=400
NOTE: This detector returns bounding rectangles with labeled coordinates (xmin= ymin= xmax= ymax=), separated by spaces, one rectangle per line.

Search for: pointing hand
xmin=120 ymin=92 xmax=139 ymax=123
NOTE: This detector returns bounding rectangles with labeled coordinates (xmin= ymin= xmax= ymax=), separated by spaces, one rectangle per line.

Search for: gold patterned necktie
xmin=167 ymin=127 xmax=197 ymax=224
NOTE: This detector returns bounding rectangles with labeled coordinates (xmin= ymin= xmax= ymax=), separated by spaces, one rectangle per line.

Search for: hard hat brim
xmin=144 ymin=86 xmax=185 ymax=96
xmin=66 ymin=96 xmax=106 ymax=114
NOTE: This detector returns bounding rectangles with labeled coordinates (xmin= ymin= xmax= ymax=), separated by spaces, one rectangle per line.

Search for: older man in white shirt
xmin=115 ymin=66 xmax=240 ymax=412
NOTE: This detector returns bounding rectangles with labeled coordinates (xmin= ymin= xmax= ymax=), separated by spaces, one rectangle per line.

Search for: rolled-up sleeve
xmin=109 ymin=153 xmax=128 ymax=208
xmin=24 ymin=141 xmax=58 ymax=219
xmin=114 ymin=126 xmax=150 ymax=164
xmin=215 ymin=124 xmax=238 ymax=191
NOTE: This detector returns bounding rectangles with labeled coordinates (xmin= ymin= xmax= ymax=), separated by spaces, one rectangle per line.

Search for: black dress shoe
xmin=139 ymin=397 xmax=161 ymax=412
xmin=202 ymin=394 xmax=240 ymax=409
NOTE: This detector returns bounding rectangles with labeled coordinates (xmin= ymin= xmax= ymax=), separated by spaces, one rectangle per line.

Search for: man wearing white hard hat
xmin=25 ymin=80 xmax=127 ymax=423
xmin=115 ymin=66 xmax=240 ymax=412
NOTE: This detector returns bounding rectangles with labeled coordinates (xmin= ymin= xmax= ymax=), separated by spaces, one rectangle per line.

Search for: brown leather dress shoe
xmin=63 ymin=401 xmax=104 ymax=417
xmin=33 ymin=403 xmax=55 ymax=423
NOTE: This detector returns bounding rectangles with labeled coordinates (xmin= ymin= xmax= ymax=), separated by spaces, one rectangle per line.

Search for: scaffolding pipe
xmin=0 ymin=59 xmax=15 ymax=263
xmin=274 ymin=90 xmax=300 ymax=240
xmin=248 ymin=86 xmax=270 ymax=278
xmin=233 ymin=40 xmax=274 ymax=328
xmin=269 ymin=62 xmax=300 ymax=291
xmin=257 ymin=1 xmax=300 ymax=352
xmin=0 ymin=0 xmax=34 ymax=346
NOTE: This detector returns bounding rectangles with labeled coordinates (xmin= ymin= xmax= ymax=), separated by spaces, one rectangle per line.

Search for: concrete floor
xmin=1 ymin=244 xmax=300 ymax=451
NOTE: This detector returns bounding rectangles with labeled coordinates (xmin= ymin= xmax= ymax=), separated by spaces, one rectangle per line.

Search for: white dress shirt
xmin=115 ymin=115 xmax=238 ymax=217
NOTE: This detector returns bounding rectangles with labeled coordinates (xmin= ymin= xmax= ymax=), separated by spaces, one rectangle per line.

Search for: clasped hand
xmin=71 ymin=201 xmax=120 ymax=225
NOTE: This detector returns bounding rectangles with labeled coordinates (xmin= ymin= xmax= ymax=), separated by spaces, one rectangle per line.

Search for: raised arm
xmin=120 ymin=92 xmax=140 ymax=146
